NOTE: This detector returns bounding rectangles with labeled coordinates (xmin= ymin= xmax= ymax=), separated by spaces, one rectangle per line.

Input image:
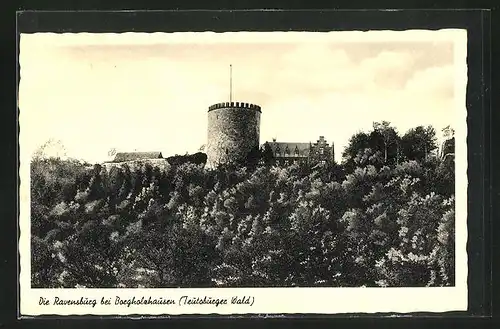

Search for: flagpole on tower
xmin=229 ymin=64 xmax=233 ymax=102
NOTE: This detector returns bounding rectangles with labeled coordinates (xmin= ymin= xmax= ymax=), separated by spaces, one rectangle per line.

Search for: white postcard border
xmin=19 ymin=29 xmax=468 ymax=316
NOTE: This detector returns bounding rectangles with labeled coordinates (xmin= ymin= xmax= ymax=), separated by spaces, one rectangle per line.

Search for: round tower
xmin=207 ymin=101 xmax=261 ymax=167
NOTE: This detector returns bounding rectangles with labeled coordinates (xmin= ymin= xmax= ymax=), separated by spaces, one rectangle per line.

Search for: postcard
xmin=19 ymin=29 xmax=468 ymax=316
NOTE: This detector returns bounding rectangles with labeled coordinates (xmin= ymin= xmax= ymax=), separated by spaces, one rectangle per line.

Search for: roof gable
xmin=264 ymin=142 xmax=311 ymax=157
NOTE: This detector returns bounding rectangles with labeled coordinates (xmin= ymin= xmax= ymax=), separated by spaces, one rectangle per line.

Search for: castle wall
xmin=207 ymin=102 xmax=261 ymax=167
xmin=102 ymin=159 xmax=171 ymax=173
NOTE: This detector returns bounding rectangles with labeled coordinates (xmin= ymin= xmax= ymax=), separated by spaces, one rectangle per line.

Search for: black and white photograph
xmin=18 ymin=29 xmax=468 ymax=315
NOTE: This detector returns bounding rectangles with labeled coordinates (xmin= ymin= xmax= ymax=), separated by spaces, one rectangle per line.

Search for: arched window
xmin=285 ymin=146 xmax=290 ymax=155
xmin=294 ymin=146 xmax=300 ymax=156
xmin=275 ymin=146 xmax=281 ymax=157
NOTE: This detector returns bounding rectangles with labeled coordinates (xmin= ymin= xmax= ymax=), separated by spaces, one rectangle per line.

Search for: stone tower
xmin=206 ymin=101 xmax=261 ymax=167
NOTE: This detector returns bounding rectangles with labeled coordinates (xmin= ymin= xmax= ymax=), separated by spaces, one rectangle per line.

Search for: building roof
xmin=113 ymin=152 xmax=163 ymax=162
xmin=264 ymin=142 xmax=311 ymax=157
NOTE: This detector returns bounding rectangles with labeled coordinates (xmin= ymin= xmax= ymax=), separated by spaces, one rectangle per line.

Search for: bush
xmin=31 ymin=131 xmax=455 ymax=288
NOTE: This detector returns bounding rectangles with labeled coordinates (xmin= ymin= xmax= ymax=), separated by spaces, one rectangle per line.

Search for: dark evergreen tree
xmin=261 ymin=142 xmax=275 ymax=165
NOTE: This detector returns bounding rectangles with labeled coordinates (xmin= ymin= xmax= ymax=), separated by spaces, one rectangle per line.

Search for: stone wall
xmin=102 ymin=158 xmax=171 ymax=173
xmin=206 ymin=102 xmax=261 ymax=167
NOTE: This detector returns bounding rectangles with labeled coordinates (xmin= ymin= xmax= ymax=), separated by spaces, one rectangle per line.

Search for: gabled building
xmin=309 ymin=136 xmax=335 ymax=165
xmin=264 ymin=141 xmax=310 ymax=166
xmin=263 ymin=136 xmax=335 ymax=166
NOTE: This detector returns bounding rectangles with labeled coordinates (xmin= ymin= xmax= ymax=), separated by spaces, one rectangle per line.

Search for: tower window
xmin=319 ymin=147 xmax=324 ymax=155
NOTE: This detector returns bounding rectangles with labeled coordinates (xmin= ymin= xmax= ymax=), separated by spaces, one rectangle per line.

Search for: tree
xmin=30 ymin=123 xmax=455 ymax=289
xmin=442 ymin=125 xmax=455 ymax=140
xmin=107 ymin=148 xmax=117 ymax=161
xmin=32 ymin=138 xmax=67 ymax=160
xmin=401 ymin=125 xmax=438 ymax=161
xmin=342 ymin=132 xmax=371 ymax=161
xmin=373 ymin=121 xmax=400 ymax=164
xmin=341 ymin=132 xmax=371 ymax=171
xmin=243 ymin=145 xmax=261 ymax=168
xmin=261 ymin=142 xmax=275 ymax=165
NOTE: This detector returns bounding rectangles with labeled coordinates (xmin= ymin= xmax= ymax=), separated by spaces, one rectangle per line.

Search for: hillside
xmin=30 ymin=124 xmax=455 ymax=288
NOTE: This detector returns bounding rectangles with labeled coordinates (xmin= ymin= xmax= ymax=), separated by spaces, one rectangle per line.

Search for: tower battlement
xmin=208 ymin=102 xmax=262 ymax=112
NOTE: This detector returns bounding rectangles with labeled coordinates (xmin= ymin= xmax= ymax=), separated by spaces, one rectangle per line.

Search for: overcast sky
xmin=19 ymin=31 xmax=467 ymax=164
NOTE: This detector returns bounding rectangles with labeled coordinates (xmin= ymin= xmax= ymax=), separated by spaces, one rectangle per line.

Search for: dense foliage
xmin=166 ymin=152 xmax=208 ymax=166
xmin=31 ymin=123 xmax=455 ymax=288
